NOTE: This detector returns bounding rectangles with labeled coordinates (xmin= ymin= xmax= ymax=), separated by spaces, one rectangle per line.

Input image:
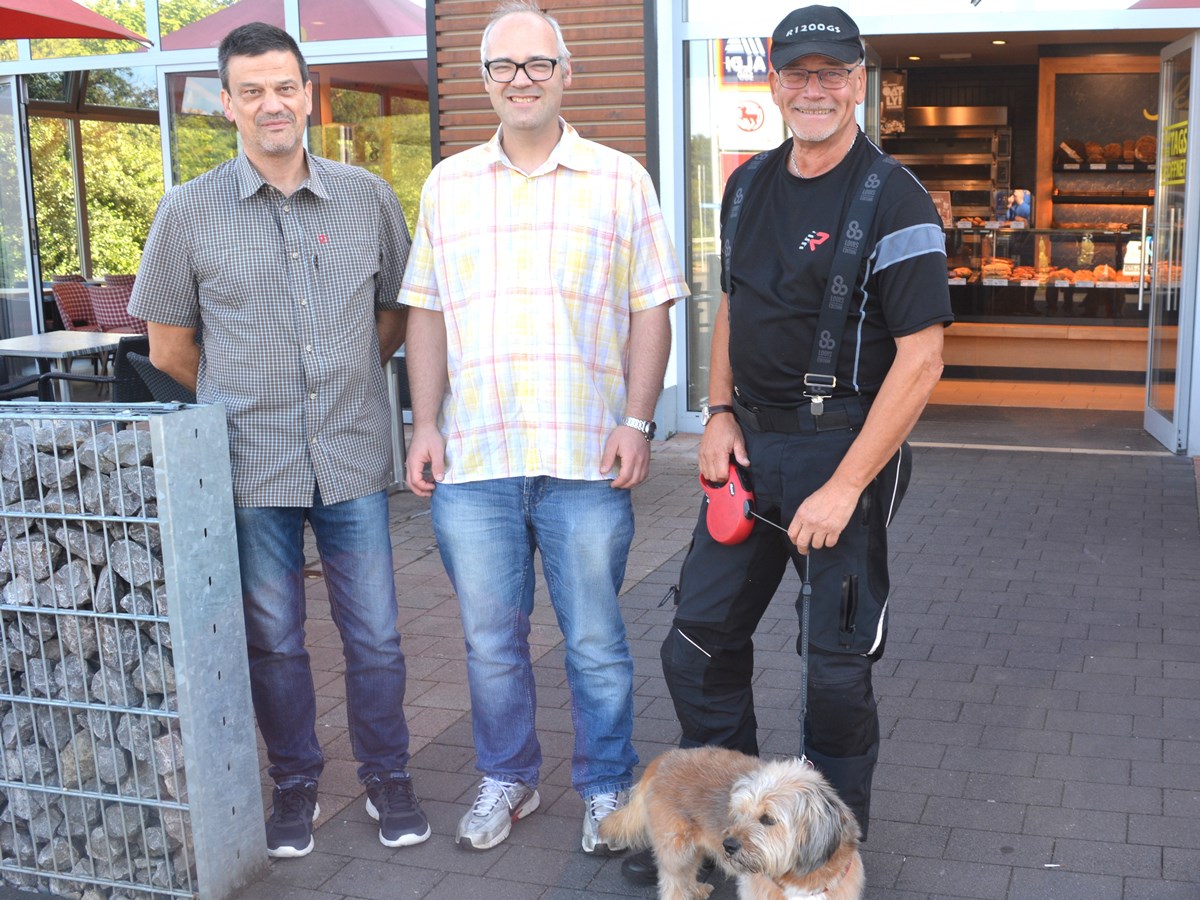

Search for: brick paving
xmin=233 ymin=411 xmax=1200 ymax=900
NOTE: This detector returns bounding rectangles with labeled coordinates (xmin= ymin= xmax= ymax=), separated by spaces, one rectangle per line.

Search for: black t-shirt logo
xmin=799 ymin=230 xmax=830 ymax=252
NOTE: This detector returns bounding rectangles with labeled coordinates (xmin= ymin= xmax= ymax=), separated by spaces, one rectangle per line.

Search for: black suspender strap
xmin=720 ymin=147 xmax=776 ymax=296
xmin=804 ymin=152 xmax=899 ymax=415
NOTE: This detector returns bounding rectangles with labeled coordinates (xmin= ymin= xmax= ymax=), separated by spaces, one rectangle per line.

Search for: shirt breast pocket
xmin=196 ymin=244 xmax=281 ymax=308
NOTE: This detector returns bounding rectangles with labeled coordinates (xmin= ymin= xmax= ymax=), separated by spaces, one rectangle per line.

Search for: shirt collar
xmin=483 ymin=119 xmax=593 ymax=176
xmin=234 ymin=150 xmax=330 ymax=200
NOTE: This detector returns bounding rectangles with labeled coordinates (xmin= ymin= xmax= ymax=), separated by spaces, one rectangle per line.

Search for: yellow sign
xmin=1163 ymin=120 xmax=1187 ymax=187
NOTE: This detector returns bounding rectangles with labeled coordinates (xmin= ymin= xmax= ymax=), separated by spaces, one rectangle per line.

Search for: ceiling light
xmin=908 ymin=55 xmax=921 ymax=61
xmin=992 ymin=39 xmax=1006 ymax=45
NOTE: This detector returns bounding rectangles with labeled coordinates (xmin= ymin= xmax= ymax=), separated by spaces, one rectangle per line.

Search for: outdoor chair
xmin=126 ymin=352 xmax=196 ymax=403
xmin=51 ymin=281 xmax=101 ymax=332
xmin=0 ymin=373 xmax=45 ymax=401
xmin=88 ymin=283 xmax=147 ymax=334
xmin=36 ymin=334 xmax=151 ymax=402
xmin=103 ymin=274 xmax=136 ymax=286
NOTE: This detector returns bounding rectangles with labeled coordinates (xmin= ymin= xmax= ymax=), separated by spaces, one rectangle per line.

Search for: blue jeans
xmin=431 ymin=477 xmax=638 ymax=798
xmin=235 ymin=489 xmax=410 ymax=787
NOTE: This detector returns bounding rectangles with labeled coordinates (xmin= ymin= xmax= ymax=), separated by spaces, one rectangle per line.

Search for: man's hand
xmin=601 ymin=425 xmax=651 ymax=489
xmin=786 ymin=478 xmax=860 ymax=555
xmin=405 ymin=425 xmax=446 ymax=498
xmin=698 ymin=413 xmax=748 ymax=483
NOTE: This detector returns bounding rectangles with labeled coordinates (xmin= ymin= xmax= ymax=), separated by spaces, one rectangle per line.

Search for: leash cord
xmin=799 ymin=548 xmax=811 ymax=764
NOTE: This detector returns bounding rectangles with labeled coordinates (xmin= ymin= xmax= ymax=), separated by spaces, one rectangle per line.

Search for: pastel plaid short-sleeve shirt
xmin=399 ymin=122 xmax=689 ymax=483
xmin=130 ymin=153 xmax=409 ymax=507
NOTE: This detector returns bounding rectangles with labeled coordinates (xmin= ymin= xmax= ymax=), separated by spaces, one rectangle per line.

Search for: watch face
xmin=646 ymin=421 xmax=657 ymax=440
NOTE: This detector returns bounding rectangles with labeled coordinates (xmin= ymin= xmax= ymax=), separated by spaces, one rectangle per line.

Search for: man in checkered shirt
xmin=129 ymin=22 xmax=428 ymax=861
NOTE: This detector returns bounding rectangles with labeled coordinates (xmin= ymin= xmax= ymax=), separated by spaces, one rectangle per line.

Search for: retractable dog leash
xmin=700 ymin=461 xmax=815 ymax=766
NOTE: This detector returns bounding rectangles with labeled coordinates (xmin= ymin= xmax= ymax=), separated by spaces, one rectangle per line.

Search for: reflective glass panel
xmin=31 ymin=0 xmax=146 ymax=59
xmin=160 ymin=0 xmax=284 ymax=51
xmin=26 ymin=72 xmax=71 ymax=104
xmin=166 ymin=72 xmax=238 ymax=185
xmin=29 ymin=117 xmax=81 ymax=278
xmin=80 ymin=119 xmax=164 ymax=275
xmin=307 ymin=61 xmax=431 ymax=222
xmin=300 ymin=0 xmax=426 ymax=41
xmin=0 ymin=43 xmax=16 ymax=63
xmin=84 ymin=67 xmax=157 ymax=110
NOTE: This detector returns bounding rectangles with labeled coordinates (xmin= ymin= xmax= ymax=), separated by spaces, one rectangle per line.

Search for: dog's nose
xmin=723 ymin=837 xmax=740 ymax=856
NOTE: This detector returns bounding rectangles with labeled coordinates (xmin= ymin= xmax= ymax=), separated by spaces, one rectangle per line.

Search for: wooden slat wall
xmin=432 ymin=1 xmax=649 ymax=164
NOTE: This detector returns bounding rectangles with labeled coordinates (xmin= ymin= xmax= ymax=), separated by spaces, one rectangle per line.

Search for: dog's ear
xmin=792 ymin=783 xmax=853 ymax=874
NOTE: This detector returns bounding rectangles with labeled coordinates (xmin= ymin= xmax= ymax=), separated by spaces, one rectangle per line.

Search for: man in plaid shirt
xmin=400 ymin=0 xmax=688 ymax=857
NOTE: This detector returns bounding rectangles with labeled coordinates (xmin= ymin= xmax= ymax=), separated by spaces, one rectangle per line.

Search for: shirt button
xmin=300 ymin=299 xmax=307 ymax=306
xmin=291 ymin=251 xmax=299 ymax=259
xmin=305 ymin=345 xmax=313 ymax=352
xmin=282 ymin=204 xmax=290 ymax=212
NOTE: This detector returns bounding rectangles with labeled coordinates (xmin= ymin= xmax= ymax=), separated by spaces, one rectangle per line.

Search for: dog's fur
xmin=600 ymin=747 xmax=863 ymax=900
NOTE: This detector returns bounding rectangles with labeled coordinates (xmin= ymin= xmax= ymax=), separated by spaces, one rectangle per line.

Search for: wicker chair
xmin=36 ymin=334 xmax=153 ymax=402
xmin=51 ymin=282 xmax=101 ymax=332
xmin=88 ymin=284 xmax=147 ymax=334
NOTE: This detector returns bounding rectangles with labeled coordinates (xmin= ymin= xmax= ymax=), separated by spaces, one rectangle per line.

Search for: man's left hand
xmin=787 ymin=480 xmax=860 ymax=554
xmin=601 ymin=426 xmax=652 ymax=489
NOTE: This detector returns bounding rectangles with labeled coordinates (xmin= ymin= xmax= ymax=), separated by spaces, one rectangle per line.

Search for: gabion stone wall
xmin=0 ymin=405 xmax=264 ymax=899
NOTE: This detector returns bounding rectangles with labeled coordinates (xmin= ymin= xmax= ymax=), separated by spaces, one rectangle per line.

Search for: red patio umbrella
xmin=0 ymin=0 xmax=150 ymax=44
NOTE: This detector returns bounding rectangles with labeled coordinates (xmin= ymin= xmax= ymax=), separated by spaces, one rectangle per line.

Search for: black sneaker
xmin=266 ymin=781 xmax=319 ymax=858
xmin=365 ymin=774 xmax=431 ymax=848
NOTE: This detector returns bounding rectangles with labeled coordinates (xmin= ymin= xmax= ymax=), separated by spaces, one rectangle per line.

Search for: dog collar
xmin=780 ymin=858 xmax=855 ymax=899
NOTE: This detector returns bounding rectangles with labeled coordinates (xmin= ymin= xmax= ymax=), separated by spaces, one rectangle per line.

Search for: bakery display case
xmin=943 ymin=225 xmax=1152 ymax=323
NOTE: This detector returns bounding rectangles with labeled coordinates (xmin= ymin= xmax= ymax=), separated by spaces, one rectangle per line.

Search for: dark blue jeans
xmin=235 ymin=489 xmax=411 ymax=787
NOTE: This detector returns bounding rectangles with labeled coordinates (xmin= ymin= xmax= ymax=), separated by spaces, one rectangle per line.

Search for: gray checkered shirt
xmin=130 ymin=152 xmax=409 ymax=507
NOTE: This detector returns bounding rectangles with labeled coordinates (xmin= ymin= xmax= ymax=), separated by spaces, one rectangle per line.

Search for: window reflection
xmin=166 ymin=72 xmax=238 ymax=185
xmin=29 ymin=118 xmax=81 ymax=277
xmin=31 ymin=0 xmax=146 ymax=59
xmin=84 ymin=68 xmax=157 ymax=109
xmin=160 ymin=0 xmax=284 ymax=50
xmin=300 ymin=0 xmax=426 ymax=41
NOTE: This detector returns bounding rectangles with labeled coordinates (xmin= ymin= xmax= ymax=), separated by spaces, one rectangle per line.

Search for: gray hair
xmin=480 ymin=0 xmax=571 ymax=77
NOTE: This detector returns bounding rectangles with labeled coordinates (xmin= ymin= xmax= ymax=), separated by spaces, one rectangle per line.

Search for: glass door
xmin=0 ymin=76 xmax=42 ymax=345
xmin=1145 ymin=34 xmax=1198 ymax=453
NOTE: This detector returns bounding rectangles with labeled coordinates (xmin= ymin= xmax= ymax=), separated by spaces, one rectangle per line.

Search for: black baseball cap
xmin=770 ymin=5 xmax=863 ymax=70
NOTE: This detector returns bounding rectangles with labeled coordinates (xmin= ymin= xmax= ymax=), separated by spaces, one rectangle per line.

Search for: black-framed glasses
xmin=776 ymin=64 xmax=861 ymax=90
xmin=484 ymin=57 xmax=560 ymax=83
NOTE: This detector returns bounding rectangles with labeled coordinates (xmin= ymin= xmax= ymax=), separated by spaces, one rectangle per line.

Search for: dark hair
xmin=218 ymin=22 xmax=309 ymax=92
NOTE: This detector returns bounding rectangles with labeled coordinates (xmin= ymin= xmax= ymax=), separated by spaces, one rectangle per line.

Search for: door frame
xmin=1144 ymin=32 xmax=1199 ymax=454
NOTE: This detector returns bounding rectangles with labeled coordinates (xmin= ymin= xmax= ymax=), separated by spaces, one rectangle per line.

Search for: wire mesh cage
xmin=0 ymin=403 xmax=265 ymax=898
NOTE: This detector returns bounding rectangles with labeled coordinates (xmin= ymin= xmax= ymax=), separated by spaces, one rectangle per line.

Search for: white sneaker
xmin=455 ymin=777 xmax=540 ymax=851
xmin=581 ymin=789 xmax=628 ymax=855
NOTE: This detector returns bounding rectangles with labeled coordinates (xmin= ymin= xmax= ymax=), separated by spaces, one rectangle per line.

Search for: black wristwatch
xmin=701 ymin=403 xmax=734 ymax=426
xmin=621 ymin=416 xmax=656 ymax=442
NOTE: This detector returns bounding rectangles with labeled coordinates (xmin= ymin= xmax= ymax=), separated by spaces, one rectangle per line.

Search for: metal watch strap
xmin=621 ymin=416 xmax=654 ymax=441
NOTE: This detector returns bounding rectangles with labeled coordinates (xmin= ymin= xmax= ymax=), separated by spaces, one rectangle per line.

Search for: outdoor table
xmin=0 ymin=330 xmax=125 ymax=401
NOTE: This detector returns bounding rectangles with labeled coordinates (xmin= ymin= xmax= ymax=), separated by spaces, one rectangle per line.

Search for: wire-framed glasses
xmin=484 ymin=57 xmax=560 ymax=83
xmin=776 ymin=64 xmax=861 ymax=90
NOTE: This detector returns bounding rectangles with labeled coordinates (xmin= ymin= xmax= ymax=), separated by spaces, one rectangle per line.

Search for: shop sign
xmin=717 ymin=94 xmax=784 ymax=152
xmin=720 ymin=37 xmax=769 ymax=86
xmin=1163 ymin=119 xmax=1187 ymax=187
xmin=881 ymin=70 xmax=906 ymax=135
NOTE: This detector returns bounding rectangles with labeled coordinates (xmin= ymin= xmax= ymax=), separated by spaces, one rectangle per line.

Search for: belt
xmin=732 ymin=391 xmax=871 ymax=435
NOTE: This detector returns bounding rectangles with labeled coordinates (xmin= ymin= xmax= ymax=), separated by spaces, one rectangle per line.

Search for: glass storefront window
xmin=166 ymin=71 xmax=238 ymax=185
xmin=684 ymin=37 xmax=784 ymax=409
xmin=79 ymin=119 xmax=163 ymax=276
xmin=300 ymin=0 xmax=426 ymax=41
xmin=27 ymin=73 xmax=70 ymax=103
xmin=84 ymin=67 xmax=157 ymax=109
xmin=161 ymin=0 xmax=284 ymax=51
xmin=307 ymin=61 xmax=430 ymax=222
xmin=29 ymin=117 xmax=80 ymax=278
xmin=31 ymin=0 xmax=146 ymax=59
xmin=163 ymin=0 xmax=427 ymax=50
xmin=0 ymin=43 xmax=16 ymax=64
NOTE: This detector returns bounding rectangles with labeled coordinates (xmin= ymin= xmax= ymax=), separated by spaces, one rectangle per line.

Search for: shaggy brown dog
xmin=600 ymin=747 xmax=863 ymax=900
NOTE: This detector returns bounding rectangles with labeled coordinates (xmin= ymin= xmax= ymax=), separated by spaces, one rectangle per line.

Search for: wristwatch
xmin=621 ymin=416 xmax=656 ymax=442
xmin=701 ymin=403 xmax=734 ymax=426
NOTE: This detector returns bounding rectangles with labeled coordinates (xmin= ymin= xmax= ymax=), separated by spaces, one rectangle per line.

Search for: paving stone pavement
xmin=233 ymin=413 xmax=1200 ymax=900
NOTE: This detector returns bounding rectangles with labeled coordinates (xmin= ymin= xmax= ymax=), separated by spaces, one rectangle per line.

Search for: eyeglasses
xmin=484 ymin=57 xmax=560 ymax=83
xmin=776 ymin=64 xmax=861 ymax=90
